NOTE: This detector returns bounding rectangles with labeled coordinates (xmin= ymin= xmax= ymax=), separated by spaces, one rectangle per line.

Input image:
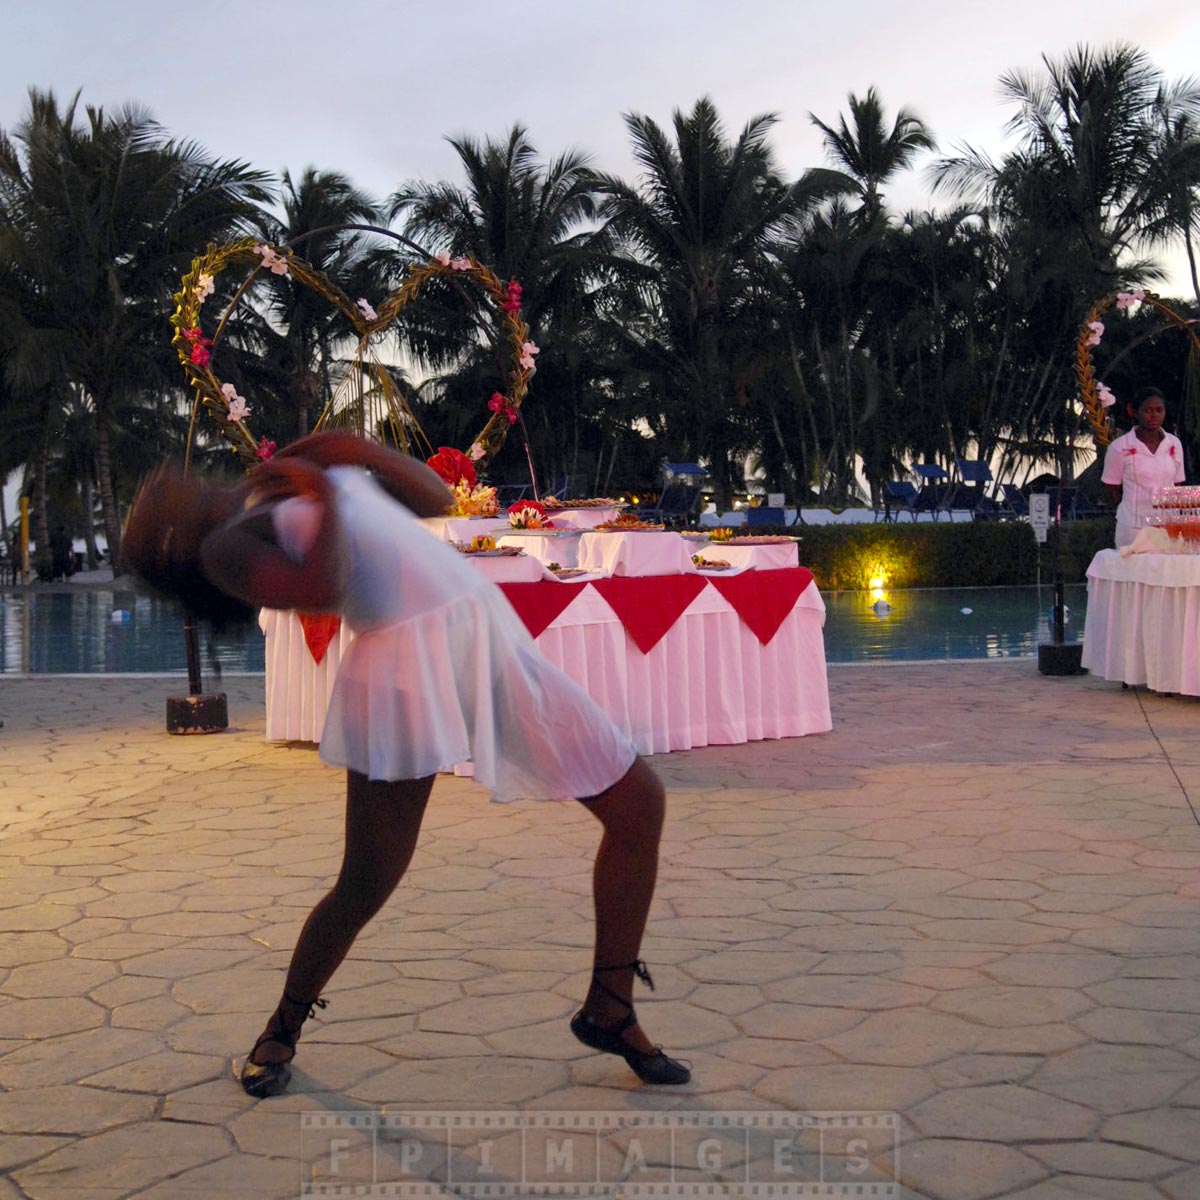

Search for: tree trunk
xmin=93 ymin=412 xmax=122 ymax=574
xmin=33 ymin=435 xmax=51 ymax=576
xmin=81 ymin=468 xmax=99 ymax=570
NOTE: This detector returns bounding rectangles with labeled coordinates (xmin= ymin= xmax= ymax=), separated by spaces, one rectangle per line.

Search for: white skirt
xmin=318 ymin=591 xmax=637 ymax=802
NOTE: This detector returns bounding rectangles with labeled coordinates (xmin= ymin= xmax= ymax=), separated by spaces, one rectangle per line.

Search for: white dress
xmin=1101 ymin=429 xmax=1186 ymax=548
xmin=274 ymin=467 xmax=636 ymax=802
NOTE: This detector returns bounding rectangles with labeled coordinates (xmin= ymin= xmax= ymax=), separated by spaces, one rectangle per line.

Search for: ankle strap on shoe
xmin=281 ymin=991 xmax=329 ymax=1026
xmin=594 ymin=959 xmax=655 ymax=991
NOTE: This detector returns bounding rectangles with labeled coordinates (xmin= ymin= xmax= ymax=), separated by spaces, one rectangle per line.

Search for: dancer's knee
xmin=583 ymin=757 xmax=665 ymax=846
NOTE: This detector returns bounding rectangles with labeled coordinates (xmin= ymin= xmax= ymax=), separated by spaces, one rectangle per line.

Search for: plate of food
xmin=506 ymin=528 xmax=579 ymax=537
xmin=544 ymin=497 xmax=623 ymax=509
xmin=455 ymin=536 xmax=525 ymax=556
xmin=679 ymin=531 xmax=711 ymax=540
xmin=692 ymin=557 xmax=733 ymax=570
xmin=724 ymin=535 xmax=799 ymax=545
xmin=594 ymin=516 xmax=666 ymax=531
xmin=548 ymin=566 xmax=589 ymax=580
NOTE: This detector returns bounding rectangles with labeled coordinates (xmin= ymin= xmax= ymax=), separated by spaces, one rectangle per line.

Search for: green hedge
xmin=729 ymin=517 xmax=1115 ymax=590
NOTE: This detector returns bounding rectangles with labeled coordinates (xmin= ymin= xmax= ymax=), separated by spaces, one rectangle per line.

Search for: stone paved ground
xmin=1 ymin=662 xmax=1199 ymax=1200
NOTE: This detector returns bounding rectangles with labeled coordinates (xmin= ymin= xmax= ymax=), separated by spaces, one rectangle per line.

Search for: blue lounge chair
xmin=877 ymin=480 xmax=918 ymax=522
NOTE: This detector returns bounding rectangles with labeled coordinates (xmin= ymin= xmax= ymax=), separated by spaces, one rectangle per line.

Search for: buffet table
xmin=261 ymin=566 xmax=830 ymax=755
xmin=1082 ymin=548 xmax=1200 ymax=694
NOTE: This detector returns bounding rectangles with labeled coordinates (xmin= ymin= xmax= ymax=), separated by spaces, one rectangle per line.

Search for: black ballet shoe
xmin=239 ymin=992 xmax=327 ymax=1098
xmin=570 ymin=960 xmax=691 ymax=1086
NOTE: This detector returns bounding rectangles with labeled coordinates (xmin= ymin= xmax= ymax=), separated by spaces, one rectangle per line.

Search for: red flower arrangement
xmin=502 ymin=280 xmax=523 ymax=314
xmin=425 ymin=446 xmax=478 ymax=489
xmin=508 ymin=499 xmax=552 ymax=529
xmin=256 ymin=437 xmax=276 ymax=462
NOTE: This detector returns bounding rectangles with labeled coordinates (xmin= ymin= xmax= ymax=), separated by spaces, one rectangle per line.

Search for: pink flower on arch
xmin=434 ymin=252 xmax=451 ymax=266
xmin=1116 ymin=289 xmax=1146 ymax=310
xmin=254 ymin=244 xmax=289 ymax=275
xmin=519 ymin=340 xmax=539 ymax=370
xmin=1085 ymin=320 xmax=1105 ymax=347
xmin=1096 ymin=381 xmax=1116 ymax=408
xmin=450 ymin=256 xmax=472 ymax=272
xmin=356 ymin=298 xmax=378 ymax=322
xmin=195 ymin=272 xmax=215 ymax=302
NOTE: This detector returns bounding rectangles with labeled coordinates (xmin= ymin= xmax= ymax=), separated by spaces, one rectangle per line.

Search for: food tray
xmin=456 ymin=546 xmax=525 ymax=556
xmin=724 ymin=535 xmax=798 ymax=545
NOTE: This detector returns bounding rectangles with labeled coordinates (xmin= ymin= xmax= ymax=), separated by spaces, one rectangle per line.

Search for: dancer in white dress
xmin=123 ymin=432 xmax=690 ymax=1096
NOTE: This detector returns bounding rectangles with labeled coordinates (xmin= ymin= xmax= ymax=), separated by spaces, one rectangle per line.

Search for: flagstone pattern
xmin=0 ymin=661 xmax=1198 ymax=1198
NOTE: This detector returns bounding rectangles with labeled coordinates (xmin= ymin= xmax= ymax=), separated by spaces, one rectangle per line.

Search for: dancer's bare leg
xmin=578 ymin=756 xmax=666 ymax=1055
xmin=248 ymin=771 xmax=434 ymax=1065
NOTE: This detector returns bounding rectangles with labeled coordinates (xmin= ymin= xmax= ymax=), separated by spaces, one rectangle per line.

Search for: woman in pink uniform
xmin=1102 ymin=388 xmax=1186 ymax=547
xmin=123 ymin=432 xmax=689 ymax=1097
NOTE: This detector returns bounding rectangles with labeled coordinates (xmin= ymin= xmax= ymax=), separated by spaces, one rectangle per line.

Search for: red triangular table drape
xmin=498 ymin=580 xmax=591 ymax=639
xmin=592 ymin=575 xmax=708 ymax=654
xmin=707 ymin=567 xmax=815 ymax=645
xmin=298 ymin=613 xmax=342 ymax=665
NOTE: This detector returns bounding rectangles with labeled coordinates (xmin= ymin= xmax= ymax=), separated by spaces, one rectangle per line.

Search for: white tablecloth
xmin=459 ymin=552 xmax=545 ymax=583
xmin=260 ymin=579 xmax=831 ymax=754
xmin=1082 ymin=548 xmax=1200 ymax=693
xmin=545 ymin=506 xmax=621 ymax=530
xmin=703 ymin=542 xmax=799 ymax=572
xmin=578 ymin=531 xmax=696 ymax=577
xmin=420 ymin=515 xmax=509 ymax=543
xmin=497 ymin=530 xmax=584 ymax=567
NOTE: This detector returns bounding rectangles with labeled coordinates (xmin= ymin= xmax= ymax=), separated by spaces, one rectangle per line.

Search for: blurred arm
xmin=275 ymin=432 xmax=453 ymax=517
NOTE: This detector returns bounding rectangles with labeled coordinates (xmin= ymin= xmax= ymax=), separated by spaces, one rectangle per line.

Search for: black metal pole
xmin=183 ymin=612 xmax=203 ymax=696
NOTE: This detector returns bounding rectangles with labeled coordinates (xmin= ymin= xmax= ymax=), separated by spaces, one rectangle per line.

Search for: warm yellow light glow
xmin=870 ymin=587 xmax=886 ymax=602
xmin=869 ymin=574 xmax=885 ymax=590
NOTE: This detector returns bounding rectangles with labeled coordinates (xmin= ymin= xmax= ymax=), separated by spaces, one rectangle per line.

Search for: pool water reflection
xmin=822 ymin=584 xmax=1087 ymax=662
xmin=1 ymin=583 xmax=1086 ymax=674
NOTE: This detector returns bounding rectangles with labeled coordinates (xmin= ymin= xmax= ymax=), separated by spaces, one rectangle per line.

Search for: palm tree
xmin=250 ymin=168 xmax=383 ymax=438
xmin=810 ymin=87 xmax=936 ymax=223
xmin=594 ymin=97 xmax=847 ymax=505
xmin=390 ymin=127 xmax=608 ymax=486
xmin=934 ymin=44 xmax=1198 ymax=291
xmin=0 ymin=88 xmax=270 ymax=570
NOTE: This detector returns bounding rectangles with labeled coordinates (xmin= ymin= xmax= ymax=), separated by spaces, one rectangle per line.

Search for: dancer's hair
xmin=123 ymin=464 xmax=256 ymax=631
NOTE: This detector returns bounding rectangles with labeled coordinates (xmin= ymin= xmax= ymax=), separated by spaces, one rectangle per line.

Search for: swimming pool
xmin=0 ymin=584 xmax=1086 ymax=674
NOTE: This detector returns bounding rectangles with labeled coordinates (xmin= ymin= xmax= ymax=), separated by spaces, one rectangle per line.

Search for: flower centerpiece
xmin=709 ymin=527 xmax=734 ymax=542
xmin=508 ymin=500 xmax=553 ymax=530
xmin=425 ymin=446 xmax=497 ymax=516
xmin=451 ymin=480 xmax=499 ymax=517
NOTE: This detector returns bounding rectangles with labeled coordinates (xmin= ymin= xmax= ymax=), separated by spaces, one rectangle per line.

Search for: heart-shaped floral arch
xmin=169 ymin=237 xmax=537 ymax=473
xmin=1076 ymin=288 xmax=1200 ymax=447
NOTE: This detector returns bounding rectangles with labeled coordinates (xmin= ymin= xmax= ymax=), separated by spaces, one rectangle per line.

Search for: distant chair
xmin=745 ymin=506 xmax=786 ymax=529
xmin=642 ymin=483 xmax=704 ymax=528
xmin=912 ymin=464 xmax=950 ymax=521
xmin=496 ymin=482 xmax=532 ymax=508
xmin=998 ymin=483 xmax=1030 ymax=520
xmin=876 ymin=480 xmax=918 ymax=522
xmin=642 ymin=462 xmax=707 ymax=527
xmin=954 ymin=459 xmax=995 ymax=518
